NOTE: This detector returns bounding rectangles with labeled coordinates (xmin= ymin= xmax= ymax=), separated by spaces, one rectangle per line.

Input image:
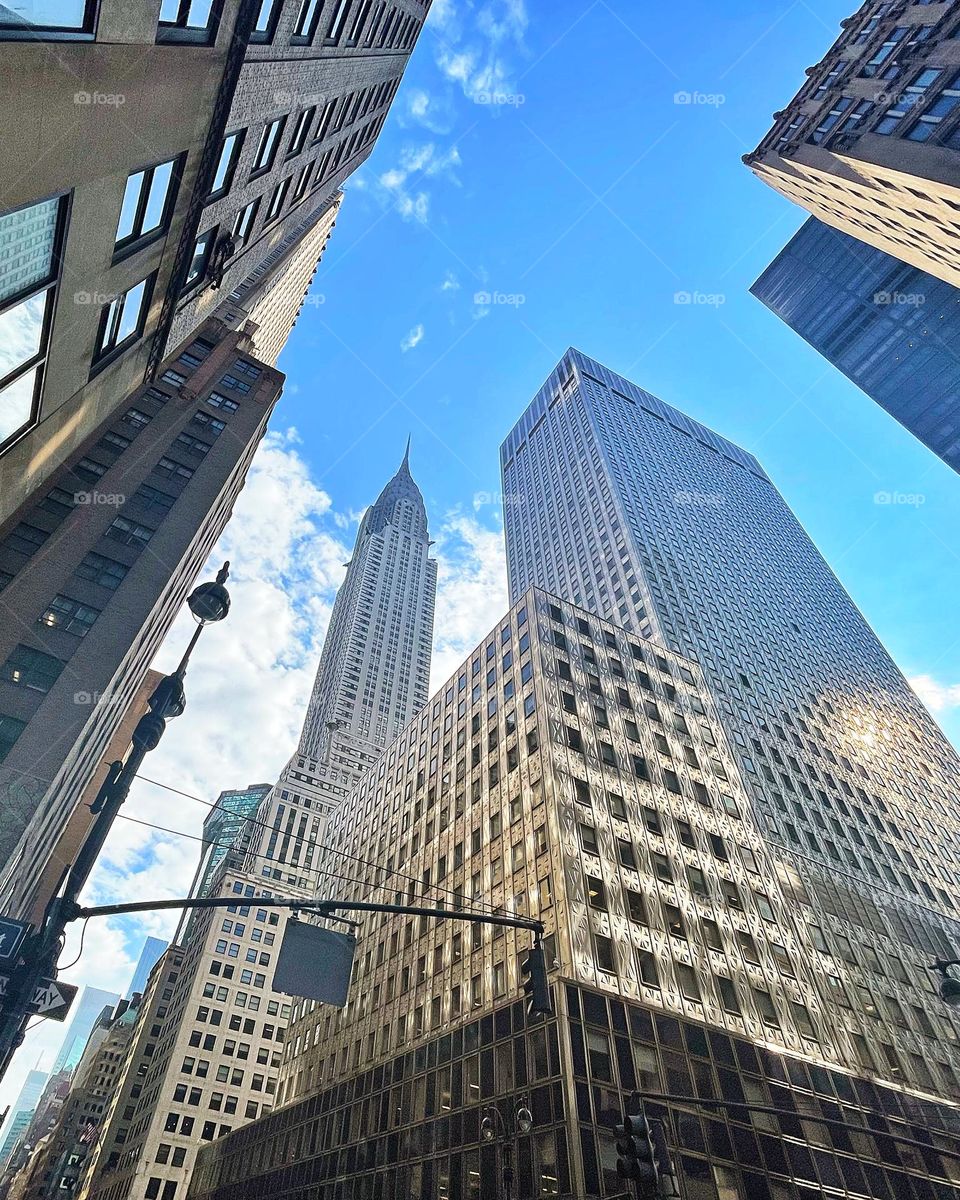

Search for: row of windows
xmin=1 ymin=0 xmax=421 ymax=51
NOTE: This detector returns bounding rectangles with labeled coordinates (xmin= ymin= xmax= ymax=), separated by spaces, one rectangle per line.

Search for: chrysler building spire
xmin=246 ymin=444 xmax=437 ymax=886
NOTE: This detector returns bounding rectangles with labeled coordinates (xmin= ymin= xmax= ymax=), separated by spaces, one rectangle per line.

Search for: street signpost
xmin=0 ymin=975 xmax=77 ymax=1022
xmin=0 ymin=917 xmax=30 ymax=968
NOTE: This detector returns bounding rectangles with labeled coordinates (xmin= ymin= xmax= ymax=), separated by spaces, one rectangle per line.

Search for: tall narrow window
xmin=93 ymin=275 xmax=154 ymax=364
xmin=158 ymin=0 xmax=219 ymax=43
xmin=115 ymin=159 xmax=178 ymax=250
xmin=208 ymin=131 xmax=245 ymax=200
xmin=251 ymin=117 xmax=287 ymax=176
xmin=0 ymin=195 xmax=64 ymax=450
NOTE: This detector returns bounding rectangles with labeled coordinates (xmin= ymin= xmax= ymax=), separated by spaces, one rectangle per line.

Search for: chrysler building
xmin=247 ymin=443 xmax=437 ymax=887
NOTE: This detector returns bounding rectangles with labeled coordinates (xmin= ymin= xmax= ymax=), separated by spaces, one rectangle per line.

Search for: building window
xmin=135 ymin=483 xmax=176 ymax=513
xmin=250 ymin=0 xmax=282 ymax=41
xmin=38 ymin=594 xmax=100 ymax=636
xmin=636 ymin=949 xmax=659 ymax=988
xmin=75 ymin=551 xmax=128 ymax=590
xmin=874 ymin=69 xmax=942 ymax=136
xmin=907 ymin=69 xmax=960 ymax=144
xmin=324 ymin=0 xmax=350 ymax=44
xmin=208 ymin=131 xmax=245 ymax=200
xmin=105 ymin=515 xmax=155 ymax=549
xmin=184 ymin=228 xmax=217 ymax=291
xmin=231 ymin=198 xmax=260 ymax=246
xmin=1 ymin=645 xmax=66 ymax=693
xmin=115 ymin=160 xmax=179 ymax=251
xmin=2 ymin=522 xmax=49 ymax=558
xmin=0 ymin=195 xmax=64 ymax=451
xmin=287 ymin=107 xmax=316 ymax=157
xmin=251 ymin=117 xmax=287 ymax=175
xmin=0 ymin=0 xmax=97 ymax=37
xmin=0 ymin=713 xmax=27 ymax=762
xmin=205 ymin=392 xmax=239 ymax=412
xmin=93 ymin=275 xmax=154 ymax=365
xmin=292 ymin=0 xmax=322 ymax=41
xmin=158 ymin=0 xmax=221 ymax=43
xmin=263 ymin=177 xmax=291 ymax=224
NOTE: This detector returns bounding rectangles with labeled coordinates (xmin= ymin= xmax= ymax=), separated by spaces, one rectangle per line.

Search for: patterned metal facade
xmin=188 ymin=589 xmax=960 ymax=1199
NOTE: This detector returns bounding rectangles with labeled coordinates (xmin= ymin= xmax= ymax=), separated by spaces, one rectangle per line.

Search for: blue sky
xmin=278 ymin=0 xmax=960 ymax=742
xmin=4 ymin=0 xmax=959 ymax=1117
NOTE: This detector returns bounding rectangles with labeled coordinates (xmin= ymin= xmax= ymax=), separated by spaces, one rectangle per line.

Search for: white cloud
xmin=401 ymin=324 xmax=425 ymax=352
xmin=440 ymin=271 xmax=460 ymax=293
xmin=430 ymin=511 xmax=509 ymax=687
xmin=909 ymin=674 xmax=960 ymax=714
xmin=0 ymin=429 xmax=351 ymax=1115
xmin=373 ymin=141 xmax=463 ymax=224
xmin=431 ymin=0 xmax=528 ymax=104
xmin=0 ymin=443 xmax=513 ymax=1118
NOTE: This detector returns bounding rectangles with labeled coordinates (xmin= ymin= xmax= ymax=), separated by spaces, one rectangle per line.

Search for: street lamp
xmin=932 ymin=959 xmax=960 ymax=1007
xmin=480 ymin=1105 xmax=535 ymax=1200
xmin=0 ymin=564 xmax=232 ymax=1083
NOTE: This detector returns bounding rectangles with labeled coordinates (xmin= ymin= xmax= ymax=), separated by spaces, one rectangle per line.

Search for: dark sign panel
xmin=273 ymin=922 xmax=356 ymax=1007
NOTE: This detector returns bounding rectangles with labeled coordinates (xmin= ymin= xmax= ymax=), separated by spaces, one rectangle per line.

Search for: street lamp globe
xmin=188 ymin=561 xmax=231 ymax=624
xmin=940 ymin=975 xmax=960 ymax=1007
xmin=480 ymin=1116 xmax=496 ymax=1142
xmin=516 ymin=1107 xmax=533 ymax=1135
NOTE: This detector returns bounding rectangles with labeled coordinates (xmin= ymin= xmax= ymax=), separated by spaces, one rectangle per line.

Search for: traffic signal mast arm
xmin=70 ymin=894 xmax=545 ymax=937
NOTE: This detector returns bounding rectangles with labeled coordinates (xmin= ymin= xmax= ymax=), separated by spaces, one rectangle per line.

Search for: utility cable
xmin=132 ymin=773 xmax=509 ymax=919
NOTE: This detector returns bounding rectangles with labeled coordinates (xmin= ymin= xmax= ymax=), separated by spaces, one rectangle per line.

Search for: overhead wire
xmin=125 ymin=776 xmax=511 ymax=920
xmin=112 ymin=811 xmax=478 ymax=917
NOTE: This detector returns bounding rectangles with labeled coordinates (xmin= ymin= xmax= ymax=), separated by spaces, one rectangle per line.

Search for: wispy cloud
xmin=372 ymin=140 xmax=463 ymax=224
xmin=431 ymin=510 xmax=509 ymax=687
xmin=909 ymin=674 xmax=960 ymax=715
xmin=440 ymin=271 xmax=460 ymax=292
xmin=401 ymin=323 xmax=426 ymax=352
xmin=430 ymin=0 xmax=529 ymax=104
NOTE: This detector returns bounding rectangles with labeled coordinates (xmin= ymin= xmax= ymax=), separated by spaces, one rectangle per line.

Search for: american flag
xmin=78 ymin=1122 xmax=98 ymax=1145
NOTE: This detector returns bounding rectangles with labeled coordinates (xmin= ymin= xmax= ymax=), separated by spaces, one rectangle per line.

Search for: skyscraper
xmin=743 ymin=3 xmax=960 ymax=289
xmin=80 ymin=869 xmax=303 ymax=1200
xmin=0 ymin=1069 xmax=46 ymax=1167
xmin=0 ymin=0 xmax=432 ymax=522
xmin=50 ymin=988 xmax=121 ymax=1078
xmin=246 ymin=444 xmax=437 ymax=887
xmin=194 ymin=785 xmax=273 ymax=901
xmin=0 ymin=313 xmax=286 ymax=924
xmin=126 ymin=937 xmax=169 ymax=1001
xmin=189 ymin=590 xmax=960 ymax=1200
xmin=751 ymin=217 xmax=960 ymax=473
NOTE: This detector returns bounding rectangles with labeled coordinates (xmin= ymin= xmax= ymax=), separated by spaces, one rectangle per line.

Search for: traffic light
xmin=520 ymin=944 xmax=551 ymax=1016
xmin=616 ymin=1100 xmax=659 ymax=1197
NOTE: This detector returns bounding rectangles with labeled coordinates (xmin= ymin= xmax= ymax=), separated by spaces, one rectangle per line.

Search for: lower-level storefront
xmin=188 ymin=983 xmax=960 ymax=1199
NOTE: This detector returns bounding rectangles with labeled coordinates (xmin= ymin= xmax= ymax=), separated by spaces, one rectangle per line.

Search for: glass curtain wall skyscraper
xmin=751 ymin=216 xmax=960 ymax=473
xmin=500 ymin=350 xmax=960 ymax=1098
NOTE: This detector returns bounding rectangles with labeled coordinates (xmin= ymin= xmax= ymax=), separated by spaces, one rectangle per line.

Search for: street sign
xmin=0 ymin=917 xmax=30 ymax=967
xmin=0 ymin=975 xmax=77 ymax=1022
xmin=273 ymin=922 xmax=356 ymax=1006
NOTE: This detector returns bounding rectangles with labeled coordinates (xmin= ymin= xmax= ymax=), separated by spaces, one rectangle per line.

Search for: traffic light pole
xmin=0 ymin=566 xmax=232 ymax=1087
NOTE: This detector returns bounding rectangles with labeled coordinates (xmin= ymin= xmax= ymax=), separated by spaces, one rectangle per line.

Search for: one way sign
xmin=0 ymin=975 xmax=77 ymax=1022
